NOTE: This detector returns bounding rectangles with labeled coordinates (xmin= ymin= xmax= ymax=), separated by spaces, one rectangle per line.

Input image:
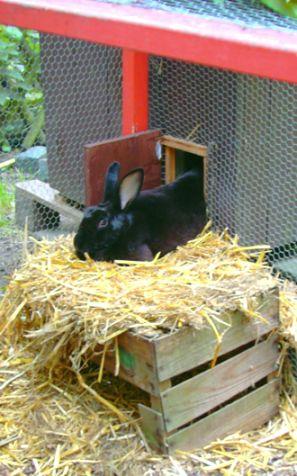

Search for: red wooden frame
xmin=0 ymin=0 xmax=297 ymax=84
xmin=122 ymin=50 xmax=148 ymax=135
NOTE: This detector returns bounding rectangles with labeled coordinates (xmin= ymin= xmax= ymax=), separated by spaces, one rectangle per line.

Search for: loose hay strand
xmin=76 ymin=372 xmax=130 ymax=423
xmin=0 ymin=228 xmax=296 ymax=474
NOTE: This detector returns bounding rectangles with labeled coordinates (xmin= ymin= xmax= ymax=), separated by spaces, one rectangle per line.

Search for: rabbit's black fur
xmin=74 ymin=161 xmax=206 ymax=261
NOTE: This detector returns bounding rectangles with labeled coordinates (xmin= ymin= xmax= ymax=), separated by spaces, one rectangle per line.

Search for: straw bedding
xmin=0 ymin=226 xmax=296 ymax=474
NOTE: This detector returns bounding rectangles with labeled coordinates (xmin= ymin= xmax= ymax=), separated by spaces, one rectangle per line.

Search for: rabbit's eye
xmin=98 ymin=218 xmax=108 ymax=229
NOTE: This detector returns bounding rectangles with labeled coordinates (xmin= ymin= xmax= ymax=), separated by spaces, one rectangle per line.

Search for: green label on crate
xmin=119 ymin=347 xmax=135 ymax=370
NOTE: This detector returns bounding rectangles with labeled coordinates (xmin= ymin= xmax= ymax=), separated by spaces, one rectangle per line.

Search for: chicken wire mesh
xmin=149 ymin=57 xmax=297 ymax=278
xmin=0 ymin=28 xmax=122 ymax=292
xmin=40 ymin=35 xmax=122 ymax=204
xmin=0 ymin=19 xmax=296 ymax=288
xmin=104 ymin=0 xmax=297 ymax=30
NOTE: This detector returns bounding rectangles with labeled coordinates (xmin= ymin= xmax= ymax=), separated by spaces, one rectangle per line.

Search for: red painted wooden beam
xmin=0 ymin=0 xmax=297 ymax=83
xmin=122 ymin=50 xmax=148 ymax=135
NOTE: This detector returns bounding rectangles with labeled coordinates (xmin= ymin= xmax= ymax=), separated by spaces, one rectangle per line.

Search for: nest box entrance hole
xmin=161 ymin=136 xmax=208 ymax=201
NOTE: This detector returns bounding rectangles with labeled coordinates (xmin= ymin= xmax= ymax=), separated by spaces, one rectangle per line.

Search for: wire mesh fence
xmin=104 ymin=0 xmax=297 ymax=30
xmin=149 ymin=57 xmax=297 ymax=276
xmin=0 ymin=29 xmax=122 ymax=292
xmin=0 ymin=14 xmax=296 ymax=288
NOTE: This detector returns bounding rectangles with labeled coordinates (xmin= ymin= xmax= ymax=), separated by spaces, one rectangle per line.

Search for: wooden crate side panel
xmin=166 ymin=379 xmax=280 ymax=452
xmin=138 ymin=404 xmax=168 ymax=454
xmin=155 ymin=287 xmax=279 ymax=381
xmin=100 ymin=332 xmax=160 ymax=395
xmin=161 ymin=337 xmax=278 ymax=432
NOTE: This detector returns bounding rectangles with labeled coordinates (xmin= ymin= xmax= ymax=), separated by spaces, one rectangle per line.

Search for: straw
xmin=0 ymin=228 xmax=277 ymax=376
xmin=0 ymin=228 xmax=296 ymax=474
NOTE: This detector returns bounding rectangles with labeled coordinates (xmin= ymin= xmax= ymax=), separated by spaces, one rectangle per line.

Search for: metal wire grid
xmin=1 ymin=31 xmax=122 ymax=288
xmin=40 ymin=35 xmax=122 ymax=204
xmin=149 ymin=56 xmax=297 ymax=267
xmin=1 ymin=27 xmax=296 ymax=380
xmin=0 ymin=28 xmax=296 ymax=275
xmin=103 ymin=0 xmax=297 ymax=31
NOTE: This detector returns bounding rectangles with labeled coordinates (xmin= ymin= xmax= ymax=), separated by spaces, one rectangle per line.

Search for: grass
xmin=0 ymin=165 xmax=32 ymax=231
xmin=0 ymin=179 xmax=14 ymax=228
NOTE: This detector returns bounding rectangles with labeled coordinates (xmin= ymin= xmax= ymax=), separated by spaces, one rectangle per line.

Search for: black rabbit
xmin=74 ymin=161 xmax=207 ymax=261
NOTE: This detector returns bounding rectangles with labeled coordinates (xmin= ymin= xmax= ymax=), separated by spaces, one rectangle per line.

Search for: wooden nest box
xmin=95 ymin=287 xmax=280 ymax=454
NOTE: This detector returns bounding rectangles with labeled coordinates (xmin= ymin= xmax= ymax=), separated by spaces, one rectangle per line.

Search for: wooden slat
xmin=150 ymin=380 xmax=171 ymax=411
xmin=15 ymin=180 xmax=83 ymax=222
xmin=166 ymin=379 xmax=279 ymax=452
xmin=155 ymin=287 xmax=279 ymax=381
xmin=138 ymin=404 xmax=168 ymax=454
xmin=84 ymin=129 xmax=161 ymax=206
xmin=161 ymin=135 xmax=208 ymax=157
xmin=164 ymin=146 xmax=176 ymax=184
xmin=161 ymin=337 xmax=278 ymax=432
xmin=94 ymin=332 xmax=161 ymax=396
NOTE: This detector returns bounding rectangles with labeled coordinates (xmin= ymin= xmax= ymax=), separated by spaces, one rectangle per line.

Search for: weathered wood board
xmin=161 ymin=337 xmax=278 ymax=432
xmin=166 ymin=379 xmax=279 ymax=452
xmin=138 ymin=404 xmax=167 ymax=453
xmin=94 ymin=332 xmax=160 ymax=395
xmin=154 ymin=287 xmax=279 ymax=382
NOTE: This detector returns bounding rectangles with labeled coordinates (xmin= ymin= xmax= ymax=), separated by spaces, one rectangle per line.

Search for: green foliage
xmin=0 ymin=26 xmax=45 ymax=153
xmin=212 ymin=0 xmax=297 ymax=18
xmin=0 ymin=180 xmax=13 ymax=227
xmin=259 ymin=0 xmax=297 ymax=18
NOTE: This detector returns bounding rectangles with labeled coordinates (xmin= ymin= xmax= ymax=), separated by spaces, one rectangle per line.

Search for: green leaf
xmin=4 ymin=26 xmax=23 ymax=41
xmin=2 ymin=144 xmax=12 ymax=152
xmin=259 ymin=0 xmax=297 ymax=18
xmin=4 ymin=68 xmax=24 ymax=82
xmin=25 ymin=91 xmax=43 ymax=104
xmin=22 ymin=108 xmax=45 ymax=149
xmin=0 ymin=90 xmax=11 ymax=106
xmin=0 ymin=26 xmax=43 ymax=149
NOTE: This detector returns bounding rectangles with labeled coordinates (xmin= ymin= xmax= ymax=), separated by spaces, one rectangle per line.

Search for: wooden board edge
xmin=165 ymin=379 xmax=280 ymax=453
xmin=138 ymin=403 xmax=168 ymax=454
xmin=160 ymin=135 xmax=208 ymax=157
xmin=84 ymin=129 xmax=161 ymax=150
xmin=92 ymin=331 xmax=162 ymax=396
xmin=15 ymin=180 xmax=83 ymax=221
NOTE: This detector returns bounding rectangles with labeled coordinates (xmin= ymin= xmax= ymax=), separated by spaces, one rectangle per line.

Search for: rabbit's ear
xmin=103 ymin=162 xmax=120 ymax=203
xmin=119 ymin=168 xmax=144 ymax=210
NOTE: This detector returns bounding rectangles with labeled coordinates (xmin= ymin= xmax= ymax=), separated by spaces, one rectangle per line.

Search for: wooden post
xmin=122 ymin=49 xmax=149 ymax=135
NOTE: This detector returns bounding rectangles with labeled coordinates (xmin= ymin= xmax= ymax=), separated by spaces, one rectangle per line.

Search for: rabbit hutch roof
xmin=0 ymin=0 xmax=297 ymax=83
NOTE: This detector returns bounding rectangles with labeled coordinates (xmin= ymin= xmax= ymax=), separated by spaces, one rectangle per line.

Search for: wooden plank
xmin=161 ymin=136 xmax=208 ymax=157
xmin=164 ymin=147 xmax=176 ymax=184
xmin=155 ymin=287 xmax=279 ymax=381
xmin=161 ymin=337 xmax=278 ymax=432
xmin=15 ymin=180 xmax=83 ymax=222
xmin=94 ymin=331 xmax=162 ymax=396
xmin=84 ymin=130 xmax=161 ymax=206
xmin=166 ymin=379 xmax=279 ymax=452
xmin=150 ymin=380 xmax=171 ymax=411
xmin=203 ymin=152 xmax=208 ymax=202
xmin=138 ymin=403 xmax=168 ymax=454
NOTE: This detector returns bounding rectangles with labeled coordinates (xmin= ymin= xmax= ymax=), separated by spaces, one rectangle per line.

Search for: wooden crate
xmin=98 ymin=287 xmax=280 ymax=454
